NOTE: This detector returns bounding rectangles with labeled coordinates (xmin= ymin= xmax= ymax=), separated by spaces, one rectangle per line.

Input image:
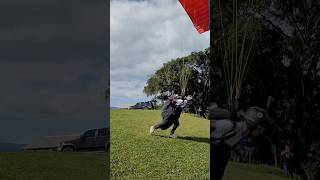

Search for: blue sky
xmin=110 ymin=0 xmax=209 ymax=107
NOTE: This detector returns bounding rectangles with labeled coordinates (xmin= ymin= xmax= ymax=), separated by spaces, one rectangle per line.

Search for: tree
xmin=144 ymin=50 xmax=211 ymax=115
xmin=210 ymin=0 xmax=320 ymax=179
xmin=179 ymin=59 xmax=192 ymax=97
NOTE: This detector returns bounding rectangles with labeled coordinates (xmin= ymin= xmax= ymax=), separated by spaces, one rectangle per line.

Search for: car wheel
xmin=62 ymin=146 xmax=74 ymax=152
xmin=143 ymin=106 xmax=148 ymax=110
xmin=105 ymin=143 xmax=110 ymax=152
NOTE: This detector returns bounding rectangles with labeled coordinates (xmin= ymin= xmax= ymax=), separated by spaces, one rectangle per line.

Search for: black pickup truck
xmin=57 ymin=128 xmax=110 ymax=152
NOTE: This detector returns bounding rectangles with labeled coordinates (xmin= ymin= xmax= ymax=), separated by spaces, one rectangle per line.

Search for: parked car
xmin=129 ymin=101 xmax=153 ymax=109
xmin=57 ymin=128 xmax=110 ymax=152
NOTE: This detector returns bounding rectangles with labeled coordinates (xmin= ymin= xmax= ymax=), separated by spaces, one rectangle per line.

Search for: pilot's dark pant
xmin=211 ymin=143 xmax=231 ymax=180
xmin=154 ymin=117 xmax=180 ymax=134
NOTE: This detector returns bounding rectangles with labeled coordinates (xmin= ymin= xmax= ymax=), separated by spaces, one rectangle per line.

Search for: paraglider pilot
xmin=149 ymin=95 xmax=188 ymax=138
xmin=210 ymin=106 xmax=271 ymax=180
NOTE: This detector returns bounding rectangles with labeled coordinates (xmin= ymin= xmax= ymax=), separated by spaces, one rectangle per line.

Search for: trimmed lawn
xmin=0 ymin=152 xmax=107 ymax=180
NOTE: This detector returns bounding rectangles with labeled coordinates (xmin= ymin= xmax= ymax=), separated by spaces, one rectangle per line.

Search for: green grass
xmin=224 ymin=162 xmax=293 ymax=180
xmin=0 ymin=152 xmax=108 ymax=180
xmin=111 ymin=109 xmax=294 ymax=180
xmin=111 ymin=109 xmax=210 ymax=180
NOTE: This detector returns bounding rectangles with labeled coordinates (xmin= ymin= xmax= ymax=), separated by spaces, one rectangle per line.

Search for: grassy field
xmin=111 ymin=109 xmax=210 ymax=179
xmin=224 ymin=162 xmax=293 ymax=180
xmin=0 ymin=110 xmax=293 ymax=180
xmin=111 ymin=109 xmax=293 ymax=180
xmin=0 ymin=152 xmax=108 ymax=180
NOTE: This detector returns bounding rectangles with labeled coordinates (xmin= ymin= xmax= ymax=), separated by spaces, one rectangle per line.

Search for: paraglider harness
xmin=211 ymin=121 xmax=237 ymax=145
xmin=161 ymin=96 xmax=186 ymax=122
xmin=210 ymin=108 xmax=237 ymax=145
xmin=211 ymin=106 xmax=271 ymax=146
xmin=161 ymin=100 xmax=175 ymax=121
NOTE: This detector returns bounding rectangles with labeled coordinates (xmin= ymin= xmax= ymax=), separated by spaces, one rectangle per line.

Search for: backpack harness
xmin=212 ymin=120 xmax=237 ymax=144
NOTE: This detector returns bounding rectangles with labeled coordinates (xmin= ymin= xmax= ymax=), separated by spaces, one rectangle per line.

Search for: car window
xmin=98 ymin=128 xmax=106 ymax=136
xmin=83 ymin=129 xmax=96 ymax=137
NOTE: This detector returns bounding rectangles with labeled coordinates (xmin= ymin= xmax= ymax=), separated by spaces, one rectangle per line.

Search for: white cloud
xmin=110 ymin=0 xmax=209 ymax=107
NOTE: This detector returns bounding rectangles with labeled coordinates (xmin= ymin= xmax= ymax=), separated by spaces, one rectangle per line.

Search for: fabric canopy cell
xmin=179 ymin=0 xmax=210 ymax=34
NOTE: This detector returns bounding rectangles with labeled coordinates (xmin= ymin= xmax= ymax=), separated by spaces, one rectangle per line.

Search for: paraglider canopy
xmin=178 ymin=0 xmax=210 ymax=33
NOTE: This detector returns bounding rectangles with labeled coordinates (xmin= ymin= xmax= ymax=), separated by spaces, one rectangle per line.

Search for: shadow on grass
xmin=154 ymin=134 xmax=209 ymax=144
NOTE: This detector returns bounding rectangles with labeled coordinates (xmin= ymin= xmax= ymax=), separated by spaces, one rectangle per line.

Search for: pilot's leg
xmin=170 ymin=120 xmax=180 ymax=135
xmin=211 ymin=143 xmax=231 ymax=180
xmin=150 ymin=118 xmax=172 ymax=134
xmin=154 ymin=119 xmax=172 ymax=130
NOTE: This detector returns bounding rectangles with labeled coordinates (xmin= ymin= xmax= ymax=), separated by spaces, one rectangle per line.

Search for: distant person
xmin=149 ymin=95 xmax=187 ymax=138
xmin=210 ymin=106 xmax=271 ymax=180
xmin=281 ymin=144 xmax=294 ymax=178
